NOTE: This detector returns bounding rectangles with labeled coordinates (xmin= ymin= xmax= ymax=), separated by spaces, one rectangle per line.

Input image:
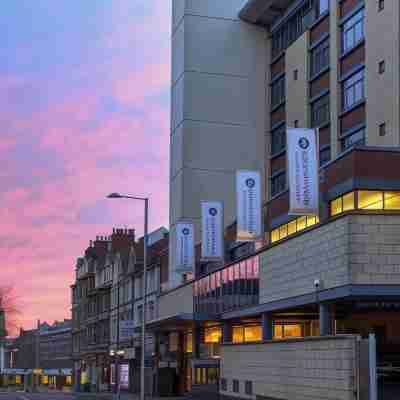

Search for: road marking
xmin=17 ymin=395 xmax=30 ymax=400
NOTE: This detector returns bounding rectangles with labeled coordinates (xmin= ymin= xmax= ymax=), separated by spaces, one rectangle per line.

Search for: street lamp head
xmin=107 ymin=192 xmax=123 ymax=199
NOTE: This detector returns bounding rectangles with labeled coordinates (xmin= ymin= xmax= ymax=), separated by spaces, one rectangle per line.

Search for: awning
xmin=239 ymin=0 xmax=295 ymax=27
xmin=146 ymin=312 xmax=218 ymax=332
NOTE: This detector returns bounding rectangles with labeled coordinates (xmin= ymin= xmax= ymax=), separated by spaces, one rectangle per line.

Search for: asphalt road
xmin=0 ymin=394 xmax=75 ymax=400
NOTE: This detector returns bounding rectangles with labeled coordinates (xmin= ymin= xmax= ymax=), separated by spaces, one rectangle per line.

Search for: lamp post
xmin=107 ymin=193 xmax=149 ymax=400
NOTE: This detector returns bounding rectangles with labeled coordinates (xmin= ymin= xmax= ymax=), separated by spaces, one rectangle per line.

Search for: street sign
xmin=119 ymin=320 xmax=134 ymax=342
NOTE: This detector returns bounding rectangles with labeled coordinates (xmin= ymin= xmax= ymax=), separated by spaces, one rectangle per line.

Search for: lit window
xmin=384 ymin=192 xmax=400 ymax=210
xmin=358 ymin=191 xmax=384 ymax=210
xmin=232 ymin=326 xmax=244 ymax=343
xmin=204 ymin=327 xmax=222 ymax=344
xmin=244 ymin=326 xmax=262 ymax=342
xmin=185 ymin=332 xmax=193 ymax=353
xmin=274 ymin=324 xmax=283 ymax=339
xmin=288 ymin=220 xmax=297 ymax=235
xmin=284 ymin=324 xmax=302 ymax=338
xmin=343 ymin=192 xmax=355 ymax=212
xmin=271 ymin=229 xmax=280 ymax=243
xmin=279 ymin=224 xmax=288 ymax=239
xmin=297 ymin=216 xmax=307 ymax=231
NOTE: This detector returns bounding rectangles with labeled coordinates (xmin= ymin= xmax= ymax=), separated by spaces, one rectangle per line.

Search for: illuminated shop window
xmin=42 ymin=375 xmax=49 ymax=385
xmin=204 ymin=326 xmax=222 ymax=344
xmin=66 ymin=376 xmax=72 ymax=386
xmin=273 ymin=323 xmax=303 ymax=339
xmin=271 ymin=215 xmax=320 ymax=243
xmin=232 ymin=325 xmax=262 ymax=343
xmin=185 ymin=332 xmax=193 ymax=353
xmin=15 ymin=375 xmax=22 ymax=385
xmin=330 ymin=191 xmax=400 ymax=216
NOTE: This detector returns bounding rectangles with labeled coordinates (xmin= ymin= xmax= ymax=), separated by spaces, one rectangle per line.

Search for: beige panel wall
xmin=220 ymin=336 xmax=358 ymax=400
xmin=349 ymin=214 xmax=400 ymax=284
xmin=330 ymin=1 xmax=340 ymax=158
xmin=170 ymin=0 xmax=268 ymax=287
xmin=365 ymin=0 xmax=400 ymax=146
xmin=158 ymin=283 xmax=193 ymax=320
xmin=259 ymin=214 xmax=400 ymax=304
xmin=260 ymin=217 xmax=351 ymax=304
xmin=285 ymin=32 xmax=309 ymax=128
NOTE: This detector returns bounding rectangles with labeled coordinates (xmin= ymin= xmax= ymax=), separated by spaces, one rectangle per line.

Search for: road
xmin=0 ymin=393 xmax=75 ymax=400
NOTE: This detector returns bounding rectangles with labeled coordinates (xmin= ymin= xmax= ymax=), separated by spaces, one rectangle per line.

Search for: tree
xmin=0 ymin=285 xmax=20 ymax=337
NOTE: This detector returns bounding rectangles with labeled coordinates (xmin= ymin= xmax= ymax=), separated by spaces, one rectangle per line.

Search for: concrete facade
xmin=158 ymin=282 xmax=193 ymax=321
xmin=220 ymin=336 xmax=359 ymax=400
xmin=169 ymin=0 xmax=267 ymax=287
xmin=260 ymin=214 xmax=400 ymax=304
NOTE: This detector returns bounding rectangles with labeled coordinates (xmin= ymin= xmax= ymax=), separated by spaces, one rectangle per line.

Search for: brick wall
xmin=220 ymin=336 xmax=358 ymax=400
xmin=158 ymin=282 xmax=193 ymax=320
xmin=260 ymin=214 xmax=400 ymax=304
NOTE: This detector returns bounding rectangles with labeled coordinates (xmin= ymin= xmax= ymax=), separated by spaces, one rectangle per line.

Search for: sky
xmin=0 ymin=0 xmax=171 ymax=334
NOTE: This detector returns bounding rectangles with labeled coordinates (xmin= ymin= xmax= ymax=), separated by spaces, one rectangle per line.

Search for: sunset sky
xmin=0 ymin=1 xmax=171 ymax=333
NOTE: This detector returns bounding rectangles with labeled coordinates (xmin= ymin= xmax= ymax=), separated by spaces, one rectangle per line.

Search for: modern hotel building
xmin=153 ymin=1 xmax=400 ymax=399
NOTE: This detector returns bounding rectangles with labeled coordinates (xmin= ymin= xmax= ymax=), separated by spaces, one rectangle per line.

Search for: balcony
xmin=239 ymin=0 xmax=295 ymax=26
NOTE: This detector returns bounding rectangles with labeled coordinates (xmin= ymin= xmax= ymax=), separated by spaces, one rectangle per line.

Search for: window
xmin=343 ymin=69 xmax=364 ymax=110
xmin=318 ymin=0 xmax=329 ymax=16
xmin=232 ymin=325 xmax=262 ymax=343
xmin=379 ymin=60 xmax=385 ymax=74
xmin=378 ymin=0 xmax=384 ymax=11
xmin=245 ymin=381 xmax=253 ymax=395
xmin=137 ymin=305 xmax=143 ymax=325
xmin=148 ymin=301 xmax=155 ymax=321
xmin=342 ymin=8 xmax=364 ymax=53
xmin=359 ymin=191 xmax=384 ymax=210
xmin=310 ymin=39 xmax=329 ymax=77
xmin=319 ymin=146 xmax=331 ymax=166
xmin=271 ymin=75 xmax=285 ymax=107
xmin=185 ymin=332 xmax=193 ymax=353
xmin=294 ymin=120 xmax=299 ymax=128
xmin=379 ymin=123 xmax=386 ymax=137
xmin=271 ymin=171 xmax=286 ymax=197
xmin=271 ymin=215 xmax=319 ymax=243
xmin=330 ymin=191 xmax=400 ymax=216
xmin=204 ymin=326 xmax=222 ymax=344
xmin=271 ymin=125 xmax=286 ymax=155
xmin=221 ymin=378 xmax=227 ymax=391
xmin=311 ymin=94 xmax=330 ymax=127
xmin=274 ymin=323 xmax=303 ymax=339
xmin=341 ymin=127 xmax=365 ymax=151
xmin=293 ymin=69 xmax=298 ymax=80
xmin=331 ymin=192 xmax=355 ymax=216
xmin=233 ymin=380 xmax=239 ymax=393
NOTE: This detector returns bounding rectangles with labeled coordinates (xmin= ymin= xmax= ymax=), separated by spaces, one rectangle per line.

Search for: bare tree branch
xmin=0 ymin=285 xmax=21 ymax=336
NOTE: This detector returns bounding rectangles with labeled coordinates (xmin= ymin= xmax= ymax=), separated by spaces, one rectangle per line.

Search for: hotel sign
xmin=287 ymin=128 xmax=319 ymax=216
xmin=176 ymin=222 xmax=195 ymax=273
xmin=201 ymin=201 xmax=224 ymax=261
xmin=236 ymin=170 xmax=262 ymax=242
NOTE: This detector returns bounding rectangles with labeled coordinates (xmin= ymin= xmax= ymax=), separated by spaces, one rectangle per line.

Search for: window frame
xmin=310 ymin=38 xmax=330 ymax=77
xmin=340 ymin=126 xmax=365 ymax=151
xmin=271 ymin=75 xmax=286 ymax=108
xmin=271 ymin=125 xmax=286 ymax=156
xmin=270 ymin=170 xmax=286 ymax=197
xmin=311 ymin=93 xmax=330 ymax=127
xmin=342 ymin=8 xmax=365 ymax=53
xmin=342 ymin=69 xmax=365 ymax=111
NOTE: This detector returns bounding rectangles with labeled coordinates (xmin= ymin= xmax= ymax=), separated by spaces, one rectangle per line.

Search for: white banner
xmin=201 ymin=201 xmax=224 ymax=260
xmin=287 ymin=128 xmax=319 ymax=215
xmin=176 ymin=222 xmax=195 ymax=272
xmin=236 ymin=170 xmax=262 ymax=242
xmin=119 ymin=320 xmax=134 ymax=342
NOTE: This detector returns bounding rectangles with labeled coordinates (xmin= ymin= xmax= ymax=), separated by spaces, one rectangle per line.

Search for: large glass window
xmin=319 ymin=145 xmax=331 ymax=166
xmin=343 ymin=69 xmax=364 ymax=110
xmin=342 ymin=8 xmax=364 ymax=53
xmin=271 ymin=171 xmax=286 ymax=197
xmin=310 ymin=39 xmax=329 ymax=77
xmin=330 ymin=191 xmax=400 ymax=216
xmin=274 ymin=323 xmax=303 ymax=339
xmin=271 ymin=125 xmax=286 ymax=155
xmin=271 ymin=76 xmax=285 ymax=107
xmin=311 ymin=94 xmax=330 ymax=127
xmin=232 ymin=325 xmax=262 ymax=343
xmin=341 ymin=127 xmax=365 ymax=151
xmin=204 ymin=326 xmax=222 ymax=344
xmin=271 ymin=215 xmax=319 ymax=244
xmin=318 ymin=0 xmax=329 ymax=16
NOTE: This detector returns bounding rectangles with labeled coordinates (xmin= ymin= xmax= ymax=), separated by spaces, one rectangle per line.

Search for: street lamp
xmin=107 ymin=192 xmax=149 ymax=400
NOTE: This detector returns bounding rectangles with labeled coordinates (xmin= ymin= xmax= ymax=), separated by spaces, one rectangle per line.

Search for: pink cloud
xmin=0 ymin=1 xmax=171 ymax=335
